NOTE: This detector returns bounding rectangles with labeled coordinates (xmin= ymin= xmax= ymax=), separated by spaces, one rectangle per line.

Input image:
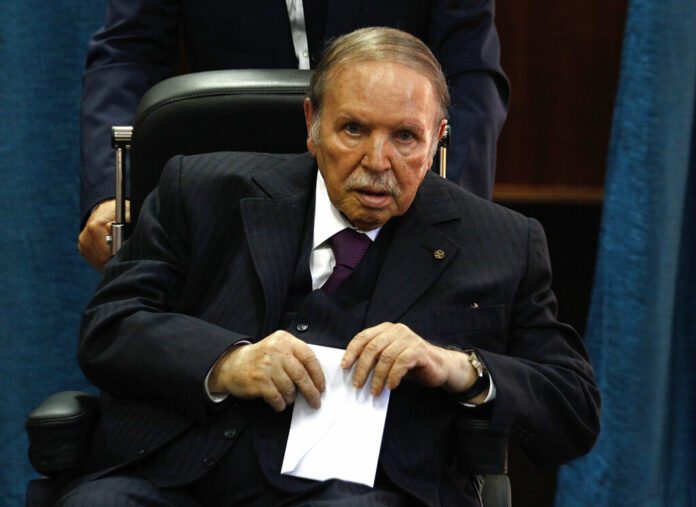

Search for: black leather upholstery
xmin=129 ymin=69 xmax=311 ymax=228
xmin=25 ymin=391 xmax=99 ymax=477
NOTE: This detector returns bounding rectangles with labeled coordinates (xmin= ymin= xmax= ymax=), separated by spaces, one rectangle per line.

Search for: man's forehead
xmin=324 ymin=61 xmax=439 ymax=118
xmin=329 ymin=59 xmax=431 ymax=83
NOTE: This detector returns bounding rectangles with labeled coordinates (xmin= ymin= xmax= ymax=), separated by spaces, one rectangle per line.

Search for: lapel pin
xmin=433 ymin=249 xmax=445 ymax=260
xmin=470 ymin=302 xmax=479 ymax=308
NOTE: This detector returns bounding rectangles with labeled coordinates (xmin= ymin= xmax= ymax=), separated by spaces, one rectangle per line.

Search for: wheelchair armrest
xmin=455 ymin=411 xmax=511 ymax=507
xmin=455 ymin=413 xmax=508 ymax=475
xmin=25 ymin=391 xmax=99 ymax=477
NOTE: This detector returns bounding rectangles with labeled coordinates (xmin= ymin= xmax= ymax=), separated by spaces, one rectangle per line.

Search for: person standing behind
xmin=77 ymin=0 xmax=509 ymax=271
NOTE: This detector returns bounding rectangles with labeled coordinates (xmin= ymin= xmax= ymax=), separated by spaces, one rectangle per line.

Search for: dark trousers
xmin=55 ymin=424 xmax=415 ymax=507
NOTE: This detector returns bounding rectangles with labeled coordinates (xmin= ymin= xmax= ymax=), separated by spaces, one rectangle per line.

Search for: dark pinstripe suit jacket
xmin=79 ymin=151 xmax=599 ymax=505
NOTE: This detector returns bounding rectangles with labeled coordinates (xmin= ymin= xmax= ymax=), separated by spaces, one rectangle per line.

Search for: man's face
xmin=304 ymin=61 xmax=446 ymax=231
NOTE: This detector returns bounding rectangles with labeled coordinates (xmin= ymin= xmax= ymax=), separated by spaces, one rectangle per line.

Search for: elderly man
xmin=60 ymin=28 xmax=599 ymax=506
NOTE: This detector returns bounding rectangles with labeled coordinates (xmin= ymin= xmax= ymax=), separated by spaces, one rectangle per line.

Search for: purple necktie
xmin=322 ymin=228 xmax=372 ymax=294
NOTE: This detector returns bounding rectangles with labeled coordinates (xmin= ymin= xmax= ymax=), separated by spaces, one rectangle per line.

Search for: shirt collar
xmin=313 ymin=170 xmax=381 ymax=250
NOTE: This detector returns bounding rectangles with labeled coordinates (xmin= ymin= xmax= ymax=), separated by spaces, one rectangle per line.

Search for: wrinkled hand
xmin=208 ymin=331 xmax=325 ymax=412
xmin=341 ymin=322 xmax=478 ymax=398
xmin=78 ymin=199 xmax=130 ymax=271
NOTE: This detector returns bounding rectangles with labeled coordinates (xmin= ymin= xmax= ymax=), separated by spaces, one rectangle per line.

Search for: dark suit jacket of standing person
xmin=78 ymin=151 xmax=600 ymax=506
xmin=79 ymin=0 xmax=510 ymax=223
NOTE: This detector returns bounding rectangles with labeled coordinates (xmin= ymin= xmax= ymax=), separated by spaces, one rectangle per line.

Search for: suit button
xmin=203 ymin=457 xmax=216 ymax=467
xmin=296 ymin=323 xmax=309 ymax=332
xmin=224 ymin=428 xmax=238 ymax=439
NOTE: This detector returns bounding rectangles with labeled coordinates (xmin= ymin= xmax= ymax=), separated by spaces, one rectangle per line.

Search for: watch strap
xmin=459 ymin=350 xmax=490 ymax=401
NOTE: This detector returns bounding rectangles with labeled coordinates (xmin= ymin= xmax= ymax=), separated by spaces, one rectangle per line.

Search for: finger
xmin=78 ymin=237 xmax=108 ymax=271
xmin=271 ymin=368 xmax=297 ymax=406
xmin=78 ymin=220 xmax=112 ymax=271
xmin=249 ymin=352 xmax=289 ymax=412
xmin=384 ymin=348 xmax=420 ymax=392
xmin=351 ymin=327 xmax=396 ymax=389
xmin=262 ymin=386 xmax=287 ymax=412
xmin=342 ymin=322 xmax=393 ymax=369
xmin=89 ymin=238 xmax=111 ymax=271
xmin=292 ymin=342 xmax=325 ymax=393
xmin=285 ymin=353 xmax=323 ymax=409
xmin=251 ymin=368 xmax=287 ymax=412
xmin=370 ymin=340 xmax=411 ymax=395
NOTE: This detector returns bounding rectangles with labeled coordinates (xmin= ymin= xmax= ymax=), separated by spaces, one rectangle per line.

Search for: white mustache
xmin=343 ymin=170 xmax=401 ymax=198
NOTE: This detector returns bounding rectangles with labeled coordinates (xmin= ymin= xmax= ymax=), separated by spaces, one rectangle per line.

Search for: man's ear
xmin=303 ymin=98 xmax=317 ymax=157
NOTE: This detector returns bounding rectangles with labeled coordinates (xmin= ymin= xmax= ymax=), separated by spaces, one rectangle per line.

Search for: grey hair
xmin=309 ymin=27 xmax=449 ymax=121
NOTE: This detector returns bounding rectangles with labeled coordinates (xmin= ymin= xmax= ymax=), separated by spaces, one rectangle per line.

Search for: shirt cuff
xmin=204 ymin=340 xmax=251 ymax=403
xmin=461 ymin=374 xmax=496 ymax=408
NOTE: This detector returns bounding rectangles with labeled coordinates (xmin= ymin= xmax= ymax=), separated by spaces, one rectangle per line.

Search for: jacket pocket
xmin=435 ymin=304 xmax=509 ymax=336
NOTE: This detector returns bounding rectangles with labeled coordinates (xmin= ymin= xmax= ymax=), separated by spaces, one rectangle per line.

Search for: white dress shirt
xmin=285 ymin=0 xmax=311 ymax=69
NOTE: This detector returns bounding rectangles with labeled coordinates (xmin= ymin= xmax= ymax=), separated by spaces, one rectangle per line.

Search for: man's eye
xmin=344 ymin=123 xmax=362 ymax=135
xmin=396 ymin=130 xmax=414 ymax=142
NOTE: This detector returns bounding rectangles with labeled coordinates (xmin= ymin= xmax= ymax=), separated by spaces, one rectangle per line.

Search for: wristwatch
xmin=459 ymin=350 xmax=490 ymax=401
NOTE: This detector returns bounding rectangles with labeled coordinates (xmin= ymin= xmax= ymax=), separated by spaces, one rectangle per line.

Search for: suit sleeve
xmin=427 ymin=0 xmax=510 ymax=198
xmin=79 ymin=156 xmax=246 ymax=422
xmin=476 ymin=218 xmax=601 ymax=465
xmin=79 ymin=0 xmax=181 ymax=224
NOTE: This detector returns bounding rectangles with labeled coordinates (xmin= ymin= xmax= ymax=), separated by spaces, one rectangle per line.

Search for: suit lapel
xmin=240 ymin=154 xmax=316 ymax=335
xmin=366 ymin=173 xmax=461 ymax=326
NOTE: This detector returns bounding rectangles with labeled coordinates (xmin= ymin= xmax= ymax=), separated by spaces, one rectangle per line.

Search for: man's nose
xmin=362 ymin=134 xmax=392 ymax=172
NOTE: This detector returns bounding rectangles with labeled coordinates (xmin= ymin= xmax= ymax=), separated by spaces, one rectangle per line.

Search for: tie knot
xmin=329 ymin=228 xmax=371 ymax=270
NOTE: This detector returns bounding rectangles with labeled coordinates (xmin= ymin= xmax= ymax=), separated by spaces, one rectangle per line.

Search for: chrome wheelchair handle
xmin=111 ymin=126 xmax=133 ymax=256
xmin=438 ymin=124 xmax=451 ymax=179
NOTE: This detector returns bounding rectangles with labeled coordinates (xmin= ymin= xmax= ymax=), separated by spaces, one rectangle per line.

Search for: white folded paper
xmin=280 ymin=344 xmax=391 ymax=487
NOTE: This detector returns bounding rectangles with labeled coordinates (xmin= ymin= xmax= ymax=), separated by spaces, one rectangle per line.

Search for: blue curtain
xmin=0 ymin=2 xmax=104 ymax=503
xmin=556 ymin=0 xmax=696 ymax=505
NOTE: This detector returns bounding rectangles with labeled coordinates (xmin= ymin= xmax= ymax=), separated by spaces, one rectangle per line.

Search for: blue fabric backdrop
xmin=0 ymin=2 xmax=104 ymax=504
xmin=556 ymin=0 xmax=696 ymax=505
